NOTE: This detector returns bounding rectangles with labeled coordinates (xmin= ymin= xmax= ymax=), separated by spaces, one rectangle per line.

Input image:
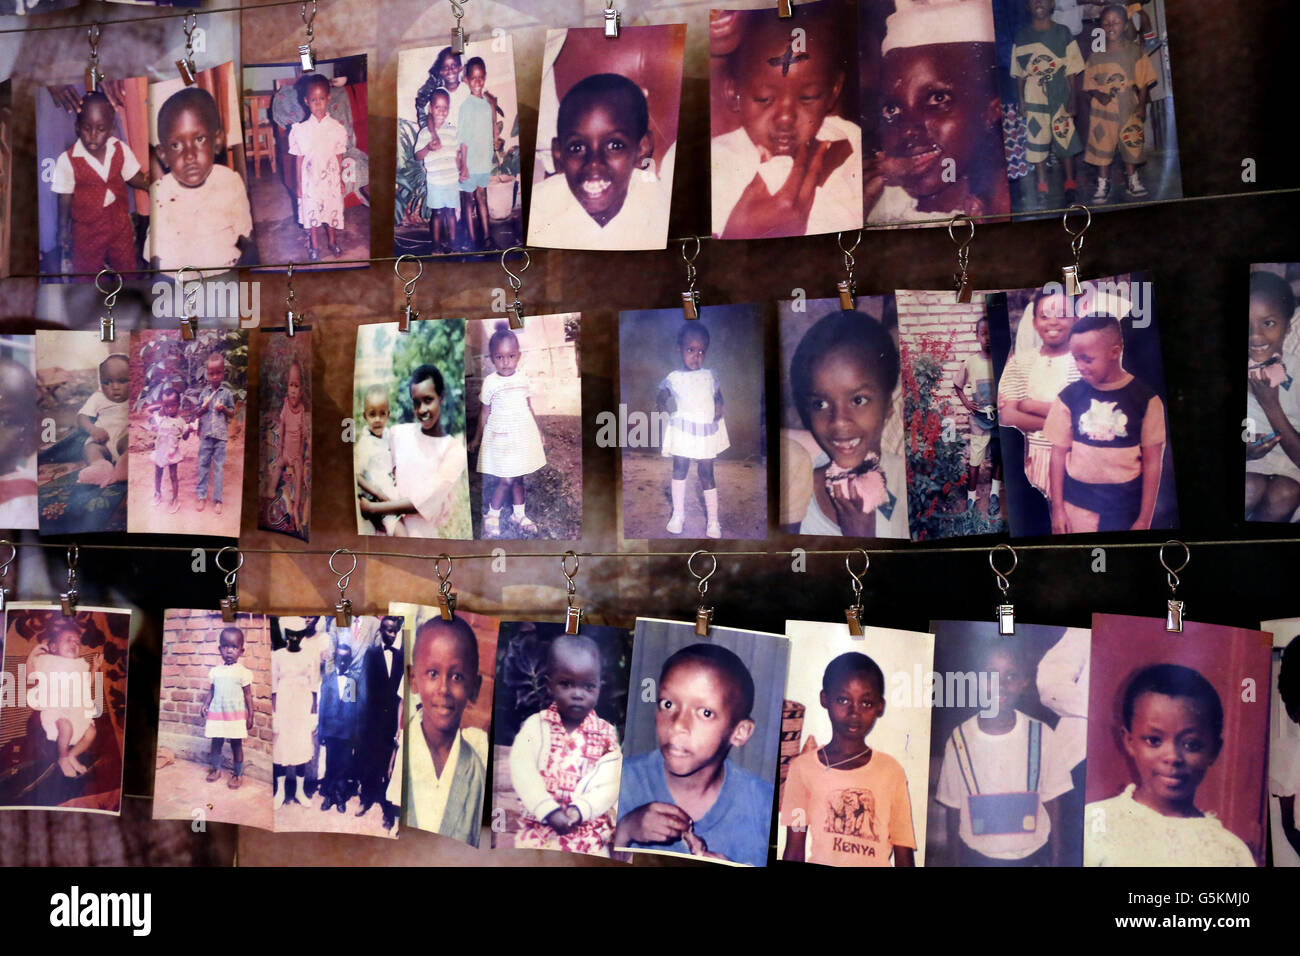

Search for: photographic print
xmin=467 ymin=314 xmax=581 ymax=540
xmin=528 ymin=24 xmax=686 ymax=251
xmin=925 ymin=620 xmax=1089 ymax=867
xmin=352 ymin=319 xmax=471 ymax=539
xmin=897 ymin=291 xmax=1007 ymax=539
xmin=37 ymin=78 xmax=151 ymax=281
xmin=257 ymin=330 xmax=311 ymax=540
xmin=1 ymin=78 xmax=13 ymax=277
xmin=153 ymin=609 xmax=273 ymax=831
xmin=0 ymin=335 xmax=38 ymax=531
xmin=35 ymin=330 xmax=130 ymax=535
xmin=710 ymin=0 xmax=862 ymax=240
xmin=242 ymin=55 xmax=370 ymax=268
xmin=778 ymin=620 xmax=934 ymax=866
xmin=1085 ymin=614 xmax=1270 ymax=866
xmin=778 ymin=296 xmax=909 ymax=538
xmin=0 ymin=604 xmax=131 ymax=814
xmin=396 ymin=38 xmax=523 ymax=256
xmin=127 ymin=328 xmax=249 ymax=538
xmin=1245 ymin=264 xmax=1300 ymax=523
xmin=614 ymin=618 xmax=789 ymax=867
xmin=618 ymin=305 xmax=766 ymax=540
xmin=491 ymin=621 xmax=632 ymax=857
xmin=988 ymin=272 xmax=1177 ymax=536
xmin=1263 ymin=617 xmax=1300 ymax=866
xmin=147 ymin=62 xmax=253 ymax=273
xmin=389 ymin=604 xmax=498 ymax=847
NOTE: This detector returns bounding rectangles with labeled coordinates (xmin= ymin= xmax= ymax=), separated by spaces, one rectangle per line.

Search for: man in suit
xmin=358 ymin=614 xmax=404 ymax=828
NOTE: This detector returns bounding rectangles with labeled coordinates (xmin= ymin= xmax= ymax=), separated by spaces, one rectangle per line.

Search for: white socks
xmin=512 ymin=504 xmax=526 ymax=520
xmin=667 ymin=479 xmax=686 ymax=534
xmin=704 ymin=488 xmax=721 ymax=538
xmin=273 ymin=776 xmax=286 ymax=809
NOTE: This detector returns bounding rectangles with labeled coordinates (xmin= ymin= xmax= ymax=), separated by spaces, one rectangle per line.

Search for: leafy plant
xmin=395 ymin=117 xmax=428 ymax=228
xmin=389 ymin=319 xmax=466 ymax=437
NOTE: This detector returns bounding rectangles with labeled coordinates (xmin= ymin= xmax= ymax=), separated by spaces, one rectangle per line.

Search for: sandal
xmin=516 ymin=515 xmax=538 ymax=535
xmin=483 ymin=512 xmax=501 ymax=538
xmin=205 ymin=769 xmax=221 ymax=782
xmin=228 ymin=774 xmax=242 ymax=790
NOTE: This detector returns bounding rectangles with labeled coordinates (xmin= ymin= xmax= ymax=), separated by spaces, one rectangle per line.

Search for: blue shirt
xmin=616 ymin=748 xmax=773 ymax=867
xmin=457 ymin=94 xmax=494 ymax=176
xmin=197 ymin=383 xmax=234 ymax=441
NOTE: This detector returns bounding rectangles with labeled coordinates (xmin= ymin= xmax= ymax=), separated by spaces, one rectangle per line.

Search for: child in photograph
xmin=149 ymin=87 xmax=254 ymax=272
xmin=0 ymin=356 xmax=39 ymax=526
xmin=52 ymin=91 xmax=148 ymax=273
xmin=530 ymin=73 xmax=662 ymax=249
xmin=510 ymin=635 xmax=622 ymax=856
xmin=290 ymin=74 xmax=348 ymax=262
xmin=397 ymin=615 xmax=487 ymax=846
xmin=1045 ymin=312 xmax=1166 ymax=532
xmin=78 ymin=352 xmax=130 ymax=484
xmin=1011 ymin=0 xmax=1085 ymax=205
xmin=195 ymin=350 xmax=235 ymax=516
xmin=616 ymin=643 xmax=771 ymax=866
xmin=414 ymin=91 xmax=460 ymax=254
xmin=936 ymin=642 xmax=1073 ymax=866
xmin=1273 ymin=636 xmax=1300 ymax=860
xmin=265 ymin=359 xmax=308 ymax=532
xmin=468 ymin=321 xmax=546 ymax=538
xmin=147 ymin=385 xmax=192 ymax=514
xmin=781 ymin=652 xmax=917 ymax=866
xmin=712 ymin=7 xmax=861 ymax=239
xmin=273 ymin=620 xmax=321 ymax=808
xmin=786 ymin=310 xmax=909 ymax=538
xmin=318 ymin=641 xmax=364 ymax=814
xmin=1085 ymin=663 xmax=1257 ymax=866
xmin=1245 ymin=271 xmax=1300 ymax=522
xmin=418 ymin=47 xmax=470 ymax=128
xmin=457 ymin=56 xmax=497 ymax=250
xmin=658 ymin=322 xmax=729 ymax=538
xmin=354 ymin=384 xmax=403 ymax=536
xmin=1082 ymin=3 xmax=1157 ymax=202
xmin=28 ymin=622 xmax=100 ymax=779
xmin=199 ymin=625 xmax=254 ymax=790
xmin=954 ymin=315 xmax=1003 ymax=515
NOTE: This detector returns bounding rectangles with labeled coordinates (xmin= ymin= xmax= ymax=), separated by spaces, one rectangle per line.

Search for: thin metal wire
xmin=0 ymin=0 xmax=305 ymax=34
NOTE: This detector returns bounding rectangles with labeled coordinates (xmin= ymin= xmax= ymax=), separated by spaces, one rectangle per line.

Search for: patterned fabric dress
xmin=289 ymin=114 xmax=348 ymax=230
xmin=1082 ymin=42 xmax=1157 ymax=167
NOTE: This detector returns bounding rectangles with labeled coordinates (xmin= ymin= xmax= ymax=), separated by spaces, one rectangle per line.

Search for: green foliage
xmin=395 ymin=117 xmax=427 ymax=228
xmin=389 ymin=319 xmax=466 ymax=436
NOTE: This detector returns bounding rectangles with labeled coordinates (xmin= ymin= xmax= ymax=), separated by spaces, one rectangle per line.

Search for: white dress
xmin=477 ymin=372 xmax=546 ymax=478
xmin=272 ymin=647 xmax=321 ymax=766
xmin=660 ymin=368 xmax=730 ymax=460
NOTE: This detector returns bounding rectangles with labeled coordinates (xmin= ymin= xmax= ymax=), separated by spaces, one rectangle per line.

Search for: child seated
xmin=354 ymin=384 xmax=403 ymax=535
xmin=77 ymin=353 xmax=130 ymax=486
xmin=1085 ymin=663 xmax=1257 ymax=866
xmin=615 ymin=643 xmax=771 ymax=866
xmin=0 ymin=356 xmax=39 ymax=528
xmin=781 ymin=652 xmax=916 ymax=866
xmin=29 ymin=622 xmax=101 ymax=779
xmin=1044 ymin=312 xmax=1166 ymax=532
xmin=1245 ymin=271 xmax=1300 ymax=522
xmin=510 ymin=635 xmax=622 ymax=857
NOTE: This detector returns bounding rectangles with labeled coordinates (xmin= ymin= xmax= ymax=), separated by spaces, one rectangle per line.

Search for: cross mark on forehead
xmin=768 ymin=44 xmax=810 ymax=77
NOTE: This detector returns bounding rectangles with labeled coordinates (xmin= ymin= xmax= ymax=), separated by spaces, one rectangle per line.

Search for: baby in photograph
xmin=509 ymin=635 xmax=622 ymax=856
xmin=149 ymin=87 xmax=253 ymax=272
xmin=0 ymin=356 xmax=39 ymax=525
xmin=468 ymin=322 xmax=547 ymax=538
xmin=290 ymin=74 xmax=348 ymax=261
xmin=77 ymin=352 xmax=131 ymax=487
xmin=264 ymin=359 xmax=308 ymax=532
xmin=1245 ymin=272 xmax=1300 ymax=522
xmin=27 ymin=621 xmax=101 ymax=779
xmin=1045 ymin=312 xmax=1166 ymax=532
xmin=52 ymin=90 xmax=149 ymax=274
xmin=199 ymin=625 xmax=254 ymax=790
xmin=414 ymin=89 xmax=460 ymax=254
xmin=711 ymin=6 xmax=860 ymax=239
xmin=146 ymin=385 xmax=193 ymax=515
xmin=781 ymin=652 xmax=916 ymax=866
xmin=616 ymin=643 xmax=771 ymax=866
xmin=354 ymin=384 xmax=404 ymax=536
xmin=658 ymin=322 xmax=729 ymax=539
xmin=1085 ymin=663 xmax=1256 ymax=866
xmin=195 ymin=350 xmax=236 ymax=517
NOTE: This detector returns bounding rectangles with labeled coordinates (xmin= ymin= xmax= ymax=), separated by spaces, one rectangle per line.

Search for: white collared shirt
xmin=393 ymin=712 xmax=488 ymax=830
xmin=51 ymin=136 xmax=142 ymax=206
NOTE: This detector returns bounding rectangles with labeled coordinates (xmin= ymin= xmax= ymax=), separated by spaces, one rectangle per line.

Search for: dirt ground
xmin=153 ymin=757 xmax=273 ymax=831
xmin=247 ymin=167 xmax=370 ymax=269
xmin=469 ymin=414 xmax=582 ymax=540
xmin=127 ymin=413 xmax=246 ymax=537
xmin=621 ymin=452 xmax=768 ymax=540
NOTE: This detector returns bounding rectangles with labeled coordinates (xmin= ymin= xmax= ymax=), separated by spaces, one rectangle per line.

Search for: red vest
xmin=67 ymin=142 xmax=128 ymax=224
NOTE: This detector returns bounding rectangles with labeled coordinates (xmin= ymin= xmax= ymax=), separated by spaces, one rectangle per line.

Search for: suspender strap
xmin=953 ymin=725 xmax=980 ymax=795
xmin=1026 ymin=719 xmax=1041 ymax=792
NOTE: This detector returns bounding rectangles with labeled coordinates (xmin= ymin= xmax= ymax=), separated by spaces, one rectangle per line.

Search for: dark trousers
xmin=322 ymin=737 xmax=357 ymax=801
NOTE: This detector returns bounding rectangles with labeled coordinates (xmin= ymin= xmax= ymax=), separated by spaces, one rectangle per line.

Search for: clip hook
xmin=177 ymin=12 xmax=198 ymax=84
xmin=284 ymin=262 xmax=303 ymax=337
xmin=949 ymin=215 xmax=975 ymax=303
xmin=176 ymin=266 xmax=202 ymax=339
xmin=604 ymin=0 xmax=621 ymax=37
xmin=500 ymin=246 xmax=529 ymax=329
xmin=777 ymin=0 xmax=795 ymax=17
xmin=844 ymin=549 xmax=869 ymax=636
xmin=1159 ymin=540 xmax=1190 ymax=632
xmin=216 ymin=546 xmax=243 ymax=622
xmin=434 ymin=553 xmax=458 ymax=620
xmin=0 ymin=538 xmax=15 ymax=611
xmin=449 ymin=0 xmax=468 ymax=53
xmin=680 ymin=235 xmax=702 ymax=318
xmin=688 ymin=549 xmax=717 ymax=636
xmin=836 ymin=230 xmax=861 ymax=309
xmin=95 ymin=268 xmax=123 ymax=342
xmin=85 ymin=22 xmax=103 ymax=92
xmin=561 ymin=551 xmax=583 ymax=634
xmin=395 ymin=254 xmax=423 ymax=333
xmin=299 ymin=0 xmax=317 ymax=70
xmin=330 ymin=548 xmax=357 ymax=626
xmin=989 ymin=544 xmax=1017 ymax=635
xmin=1061 ymin=204 xmax=1091 ymax=296
xmin=60 ymin=543 xmax=80 ymax=617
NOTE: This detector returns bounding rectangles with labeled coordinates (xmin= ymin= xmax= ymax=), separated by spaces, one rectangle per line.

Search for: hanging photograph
xmin=618 ymin=305 xmax=767 ymax=540
xmin=389 ymin=604 xmax=498 ymax=847
xmin=352 ymin=319 xmax=471 ymax=539
xmin=1263 ymin=617 xmax=1300 ymax=867
xmin=896 ymin=290 xmax=1007 ymax=539
xmin=614 ymin=617 xmax=789 ymax=867
xmin=241 ymin=55 xmax=370 ymax=268
xmin=0 ymin=334 xmax=38 ymax=530
xmin=987 ymin=272 xmax=1178 ymax=537
xmin=37 ymin=78 xmax=151 ymax=281
xmin=527 ymin=24 xmax=686 ymax=251
xmin=127 ymin=328 xmax=249 ymax=538
xmin=1 ymin=78 xmax=11 ymax=278
xmin=779 ymin=620 xmax=934 ymax=866
xmin=778 ymin=296 xmax=909 ymax=538
xmin=0 ymin=604 xmax=131 ymax=814
xmin=467 ymin=314 xmax=581 ymax=540
xmin=395 ymin=37 xmax=523 ymax=256
xmin=34 ymin=330 xmax=130 ymax=535
xmin=1085 ymin=614 xmax=1270 ymax=866
xmin=153 ymin=609 xmax=273 ymax=831
xmin=925 ymin=620 xmax=1089 ymax=867
xmin=257 ymin=330 xmax=311 ymax=540
xmin=491 ymin=621 xmax=633 ymax=858
xmin=1244 ymin=264 xmax=1300 ymax=523
xmin=709 ymin=0 xmax=862 ymax=240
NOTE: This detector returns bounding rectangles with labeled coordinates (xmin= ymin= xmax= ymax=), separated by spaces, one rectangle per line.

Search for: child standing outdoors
xmin=1011 ymin=0 xmax=1085 ymax=205
xmin=457 ymin=57 xmax=498 ymax=251
xmin=78 ymin=353 xmax=131 ymax=479
xmin=781 ymin=653 xmax=917 ymax=867
xmin=272 ymin=622 xmax=321 ymax=808
xmin=414 ymin=91 xmax=460 ymax=254
xmin=510 ymin=636 xmax=623 ymax=857
xmin=1245 ymin=271 xmax=1300 ymax=522
xmin=289 ymin=74 xmax=348 ymax=262
xmin=195 ymin=351 xmax=235 ymax=517
xmin=954 ymin=315 xmax=1003 ymax=516
xmin=1045 ymin=312 xmax=1166 ymax=533
xmin=265 ymin=359 xmax=308 ymax=532
xmin=199 ymin=625 xmax=254 ymax=790
xmin=659 ymin=322 xmax=729 ymax=539
xmin=147 ymin=385 xmax=192 ymax=515
xmin=1082 ymin=4 xmax=1157 ymax=202
xmin=468 ymin=322 xmax=546 ymax=538
xmin=52 ymin=91 xmax=149 ymax=274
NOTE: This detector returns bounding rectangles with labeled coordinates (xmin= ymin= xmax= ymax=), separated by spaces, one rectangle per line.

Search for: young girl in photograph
xmin=1245 ymin=271 xmax=1300 ymax=522
xmin=289 ymin=74 xmax=348 ymax=261
xmin=468 ymin=321 xmax=546 ymax=538
xmin=200 ymin=625 xmax=254 ymax=790
xmin=147 ymin=386 xmax=192 ymax=515
xmin=265 ymin=359 xmax=309 ymax=533
xmin=658 ymin=322 xmax=729 ymax=538
xmin=786 ymin=310 xmax=909 ymax=538
xmin=272 ymin=623 xmax=321 ymax=808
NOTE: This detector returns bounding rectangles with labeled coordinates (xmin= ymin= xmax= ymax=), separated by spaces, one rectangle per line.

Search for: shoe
xmin=356 ymin=802 xmax=373 ymax=818
xmin=153 ymin=492 xmax=162 ymax=505
xmin=483 ymin=512 xmax=500 ymax=538
xmin=228 ymin=774 xmax=242 ymax=790
xmin=1093 ymin=177 xmax=1110 ymax=203
xmin=196 ymin=499 xmax=205 ymax=512
xmin=706 ymin=522 xmax=722 ymax=539
xmin=308 ymin=247 xmax=320 ymax=261
xmin=516 ymin=515 xmax=538 ymax=535
xmin=383 ymin=810 xmax=397 ymax=830
xmin=205 ymin=768 xmax=221 ymax=783
xmin=989 ymin=494 xmax=1001 ymax=517
xmin=329 ymin=243 xmax=343 ymax=257
xmin=168 ymin=498 xmax=180 ymax=514
xmin=336 ymin=798 xmax=347 ymax=814
xmin=214 ymin=501 xmax=223 ymax=516
xmin=320 ymin=796 xmax=334 ymax=812
xmin=666 ymin=513 xmax=684 ymax=535
xmin=1126 ymin=173 xmax=1148 ymax=198
xmin=273 ymin=777 xmax=286 ymax=809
